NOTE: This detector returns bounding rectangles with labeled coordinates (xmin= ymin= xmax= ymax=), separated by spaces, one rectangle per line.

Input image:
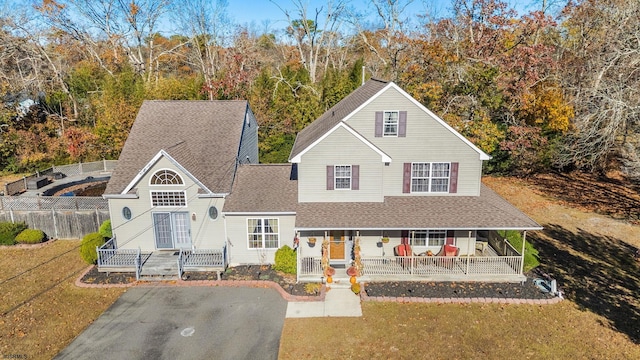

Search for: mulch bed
xmin=81 ymin=265 xmax=553 ymax=299
xmin=364 ymin=278 xmax=554 ymax=299
xmin=80 ymin=266 xmax=137 ymax=285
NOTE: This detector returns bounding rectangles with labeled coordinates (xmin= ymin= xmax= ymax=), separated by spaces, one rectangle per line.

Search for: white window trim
xmin=383 ymin=110 xmax=399 ymax=137
xmin=150 ymin=190 xmax=187 ymax=207
xmin=411 ymin=230 xmax=447 ymax=247
xmin=334 ymin=165 xmax=352 ymax=190
xmin=246 ymin=218 xmax=280 ymax=249
xmin=149 ymin=168 xmax=184 ymax=186
xmin=411 ymin=162 xmax=451 ymax=193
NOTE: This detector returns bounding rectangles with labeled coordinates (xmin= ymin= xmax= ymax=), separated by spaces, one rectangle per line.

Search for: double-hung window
xmin=335 ymin=165 xmax=351 ymax=190
xmin=383 ymin=111 xmax=398 ymax=136
xmin=411 ymin=230 xmax=446 ymax=247
xmin=411 ymin=162 xmax=450 ymax=193
xmin=247 ymin=218 xmax=279 ymax=249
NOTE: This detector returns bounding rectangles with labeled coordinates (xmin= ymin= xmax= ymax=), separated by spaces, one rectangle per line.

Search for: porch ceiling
xmin=295 ymin=184 xmax=542 ymax=230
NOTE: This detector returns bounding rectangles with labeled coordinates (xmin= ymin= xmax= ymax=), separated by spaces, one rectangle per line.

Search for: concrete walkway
xmin=286 ymin=285 xmax=362 ymax=318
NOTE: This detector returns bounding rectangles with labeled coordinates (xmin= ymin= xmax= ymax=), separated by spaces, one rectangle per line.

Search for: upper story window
xmin=150 ymin=169 xmax=183 ymax=185
xmin=411 ymin=162 xmax=450 ymax=193
xmin=151 ymin=191 xmax=187 ymax=207
xmin=335 ymin=165 xmax=351 ymax=190
xmin=327 ymin=165 xmax=359 ymax=191
xmin=376 ymin=111 xmax=406 ymax=137
xmin=383 ymin=111 xmax=398 ymax=136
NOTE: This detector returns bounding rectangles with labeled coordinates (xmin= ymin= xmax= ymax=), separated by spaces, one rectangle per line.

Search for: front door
xmin=329 ymin=230 xmax=345 ymax=260
xmin=153 ymin=212 xmax=191 ymax=249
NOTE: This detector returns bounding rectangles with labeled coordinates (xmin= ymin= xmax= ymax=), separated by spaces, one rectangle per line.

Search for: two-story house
xmin=102 ymin=79 xmax=541 ymax=282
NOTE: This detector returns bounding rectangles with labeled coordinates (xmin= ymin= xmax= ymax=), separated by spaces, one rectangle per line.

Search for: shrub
xmin=499 ymin=230 xmax=540 ymax=272
xmin=0 ymin=222 xmax=28 ymax=246
xmin=80 ymin=232 xmax=105 ymax=264
xmin=273 ymin=245 xmax=297 ymax=274
xmin=99 ymin=219 xmax=112 ymax=239
xmin=304 ymin=282 xmax=322 ymax=295
xmin=15 ymin=229 xmax=47 ymax=244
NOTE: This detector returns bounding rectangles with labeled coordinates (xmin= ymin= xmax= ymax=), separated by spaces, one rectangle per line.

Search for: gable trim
xmin=121 ymin=149 xmax=214 ymax=195
xmin=342 ymin=82 xmax=492 ymax=161
xmin=290 ymin=122 xmax=393 ymax=163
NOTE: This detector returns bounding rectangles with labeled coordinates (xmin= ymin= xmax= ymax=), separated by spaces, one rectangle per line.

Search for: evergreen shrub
xmin=15 ymin=229 xmax=47 ymax=244
xmin=0 ymin=222 xmax=28 ymax=246
xmin=80 ymin=232 xmax=105 ymax=264
xmin=274 ymin=245 xmax=297 ymax=274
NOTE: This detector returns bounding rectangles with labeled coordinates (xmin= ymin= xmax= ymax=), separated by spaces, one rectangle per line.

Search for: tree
xmin=273 ymin=0 xmax=348 ymax=83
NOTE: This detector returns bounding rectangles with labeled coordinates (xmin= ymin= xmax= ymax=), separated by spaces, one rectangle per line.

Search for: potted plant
xmin=308 ymin=237 xmax=316 ymax=247
xmin=381 ymin=236 xmax=389 ymax=244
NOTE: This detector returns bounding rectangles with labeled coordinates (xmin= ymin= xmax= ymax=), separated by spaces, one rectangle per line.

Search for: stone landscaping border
xmin=359 ymin=283 xmax=563 ymax=304
xmin=75 ymin=267 xmax=561 ymax=304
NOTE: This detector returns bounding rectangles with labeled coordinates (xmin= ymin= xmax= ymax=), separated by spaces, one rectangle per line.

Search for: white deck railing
xmin=300 ymin=256 xmax=323 ymax=276
xmin=179 ymin=246 xmax=227 ymax=269
xmin=97 ymin=237 xmax=140 ymax=268
xmin=360 ymin=255 xmax=522 ymax=277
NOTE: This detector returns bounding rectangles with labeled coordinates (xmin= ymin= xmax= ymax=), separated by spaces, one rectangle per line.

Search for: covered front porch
xmin=96 ymin=237 xmax=228 ymax=280
xmin=297 ymin=230 xmax=529 ymax=283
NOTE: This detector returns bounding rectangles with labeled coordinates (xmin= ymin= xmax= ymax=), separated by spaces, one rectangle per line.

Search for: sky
xmin=225 ymin=0 xmax=535 ymax=32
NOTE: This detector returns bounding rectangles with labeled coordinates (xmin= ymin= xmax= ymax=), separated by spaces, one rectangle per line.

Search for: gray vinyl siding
xmin=238 ymin=107 xmax=259 ymax=165
xmin=346 ymin=87 xmax=483 ymax=196
xmin=298 ymin=126 xmax=384 ymax=203
xmin=110 ymin=156 xmax=226 ymax=251
xmin=224 ymin=214 xmax=296 ymax=265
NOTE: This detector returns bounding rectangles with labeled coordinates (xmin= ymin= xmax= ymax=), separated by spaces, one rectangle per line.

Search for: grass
xmin=280 ymin=174 xmax=640 ymax=358
xmin=498 ymin=229 xmax=540 ymax=271
xmin=0 ymin=240 xmax=125 ymax=359
xmin=281 ymin=301 xmax=640 ymax=359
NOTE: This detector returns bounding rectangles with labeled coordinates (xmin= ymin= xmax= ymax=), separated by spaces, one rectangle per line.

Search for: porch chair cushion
xmin=394 ymin=243 xmax=413 ymax=257
xmin=438 ymin=244 xmax=460 ymax=257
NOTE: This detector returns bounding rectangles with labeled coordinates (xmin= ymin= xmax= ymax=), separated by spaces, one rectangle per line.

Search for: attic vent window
xmin=151 ymin=169 xmax=183 ymax=185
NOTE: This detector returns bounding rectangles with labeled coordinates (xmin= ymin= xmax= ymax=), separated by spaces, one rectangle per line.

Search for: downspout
xmin=520 ymin=230 xmax=527 ymax=275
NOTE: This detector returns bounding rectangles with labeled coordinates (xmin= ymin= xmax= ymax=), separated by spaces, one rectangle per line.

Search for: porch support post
xmin=520 ymin=230 xmax=527 ymax=275
xmin=296 ymin=231 xmax=300 ymax=283
xmin=466 ymin=230 xmax=471 ymax=275
xmin=325 ymin=231 xmax=329 ymax=260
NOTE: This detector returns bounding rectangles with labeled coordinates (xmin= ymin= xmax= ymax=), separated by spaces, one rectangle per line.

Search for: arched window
xmin=150 ymin=169 xmax=183 ymax=185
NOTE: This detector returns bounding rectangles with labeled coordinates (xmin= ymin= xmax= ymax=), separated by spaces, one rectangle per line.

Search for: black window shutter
xmin=375 ymin=111 xmax=383 ymax=137
xmin=326 ymin=165 xmax=334 ymax=190
xmin=352 ymin=165 xmax=359 ymax=190
xmin=449 ymin=162 xmax=459 ymax=193
xmin=403 ymin=163 xmax=411 ymax=193
xmin=398 ymin=111 xmax=407 ymax=137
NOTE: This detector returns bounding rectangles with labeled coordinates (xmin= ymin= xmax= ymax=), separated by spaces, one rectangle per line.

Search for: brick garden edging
xmin=74 ymin=266 xmax=326 ymax=301
xmin=359 ymin=283 xmax=563 ymax=305
xmin=75 ymin=269 xmax=560 ymax=304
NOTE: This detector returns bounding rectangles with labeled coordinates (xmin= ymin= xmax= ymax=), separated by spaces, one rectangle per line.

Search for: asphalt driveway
xmin=55 ymin=286 xmax=287 ymax=360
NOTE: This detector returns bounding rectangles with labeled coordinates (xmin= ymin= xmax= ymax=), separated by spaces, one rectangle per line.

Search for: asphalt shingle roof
xmin=289 ymin=78 xmax=388 ymax=160
xmin=223 ymin=164 xmax=298 ymax=213
xmin=295 ymin=184 xmax=541 ymax=230
xmin=105 ymin=100 xmax=249 ymax=195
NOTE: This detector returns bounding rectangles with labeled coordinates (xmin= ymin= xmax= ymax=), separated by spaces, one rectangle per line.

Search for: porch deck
xmin=96 ymin=238 xmax=227 ymax=279
xmin=298 ymin=246 xmax=526 ymax=283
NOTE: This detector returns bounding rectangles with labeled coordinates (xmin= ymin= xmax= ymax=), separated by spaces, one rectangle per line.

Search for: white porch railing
xmin=96 ymin=237 xmax=140 ymax=268
xmin=300 ymin=257 xmax=323 ymax=275
xmin=360 ymin=255 xmax=523 ymax=277
xmin=178 ymin=245 xmax=227 ymax=269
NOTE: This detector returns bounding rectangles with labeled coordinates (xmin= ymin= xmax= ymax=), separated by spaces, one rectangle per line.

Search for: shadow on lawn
xmin=530 ymin=224 xmax=640 ymax=343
